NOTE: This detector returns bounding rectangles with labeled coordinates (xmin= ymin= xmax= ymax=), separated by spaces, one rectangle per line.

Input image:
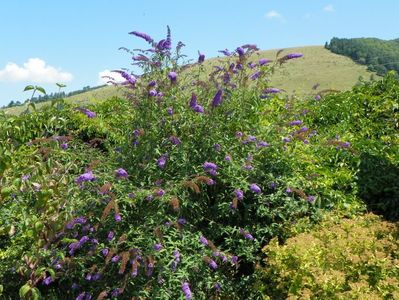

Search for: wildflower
xmin=167 ymin=107 xmax=174 ymax=115
xmin=146 ymin=261 xmax=154 ymax=276
xmin=250 ymin=71 xmax=261 ymax=80
xmin=315 ymin=94 xmax=321 ymax=100
xmin=283 ymin=137 xmax=291 ymax=143
xmin=42 ymin=276 xmax=53 ymax=285
xmin=214 ymin=143 xmax=221 ymax=151
xmin=214 ymin=282 xmax=222 ymax=292
xmin=235 ymin=131 xmax=243 ymax=138
xmin=148 ymin=89 xmax=157 ymax=97
xmin=68 ymin=242 xmax=80 ymax=255
xmin=129 ymin=31 xmax=153 ymax=43
xmin=198 ymin=52 xmax=205 ymax=63
xmin=206 ymin=178 xmax=215 ymax=185
xmin=248 ymin=62 xmax=256 ymax=69
xmin=177 ymin=218 xmax=187 ymax=225
xmin=154 ymin=243 xmax=162 ymax=251
xmin=211 ymin=89 xmax=223 ymax=107
xmin=155 ymin=189 xmax=165 ymax=197
xmin=189 ymin=93 xmax=197 ymax=108
xmin=257 ymin=141 xmax=269 ymax=148
xmin=240 ymin=228 xmax=254 ymax=240
xmin=259 ymin=58 xmax=272 ymax=66
xmin=111 ymin=255 xmax=120 ymax=263
xmin=115 ymin=168 xmax=128 ymax=179
xmin=243 ymin=164 xmax=253 ymax=171
xmin=111 ymin=288 xmax=120 ymax=298
xmin=182 ymin=282 xmax=192 ymax=300
xmin=157 ymin=156 xmax=167 ymax=169
xmin=200 ymin=235 xmax=209 ymax=246
xmin=218 ymin=49 xmax=231 ymax=56
xmin=85 ymin=273 xmax=93 ymax=281
xmin=286 ymin=53 xmax=304 ymax=59
xmin=76 ymin=292 xmax=86 ymax=300
xmin=128 ymin=192 xmax=135 ymax=198
xmin=250 ymin=183 xmax=262 ymax=194
xmin=203 ymin=162 xmax=218 ymax=171
xmin=148 ymin=80 xmax=157 ymax=87
xmin=169 ymin=135 xmax=181 ymax=145
xmin=81 ymin=108 xmax=96 ymax=118
xmin=231 ymin=255 xmax=238 ymax=264
xmin=224 ymin=155 xmax=232 ymax=161
xmin=270 ymin=182 xmax=277 ymax=189
xmin=173 ymin=250 xmax=181 ymax=262
xmin=208 ymin=259 xmax=218 ymax=270
xmin=146 ymin=195 xmax=154 ymax=201
xmin=263 ymin=87 xmax=281 ymax=94
xmin=157 ymin=39 xmax=172 ymax=51
xmin=78 ymin=236 xmax=90 ymax=247
xmin=235 ymin=189 xmax=244 ymax=200
xmin=101 ymin=248 xmax=109 ymax=257
xmin=22 ymin=174 xmax=30 ymax=181
xmin=119 ymin=71 xmax=137 ymax=85
xmin=168 ymin=71 xmax=177 ymax=82
xmin=289 ymin=120 xmax=302 ymax=126
xmin=114 ymin=214 xmax=122 ymax=222
xmin=236 ymin=47 xmax=245 ymax=57
xmin=75 ymin=171 xmax=96 ymax=184
xmin=107 ymin=231 xmax=115 ymax=242
xmin=286 ymin=188 xmax=292 ymax=194
xmin=307 ymin=195 xmax=316 ymax=203
xmin=193 ymin=104 xmax=204 ymax=113
xmin=60 ymin=143 xmax=68 ymax=149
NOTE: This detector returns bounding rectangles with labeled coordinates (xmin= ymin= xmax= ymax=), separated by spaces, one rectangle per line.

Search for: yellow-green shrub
xmin=258 ymin=213 xmax=399 ymax=299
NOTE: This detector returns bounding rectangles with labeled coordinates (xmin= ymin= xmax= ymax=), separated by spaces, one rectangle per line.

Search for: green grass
xmin=1 ymin=46 xmax=379 ymax=115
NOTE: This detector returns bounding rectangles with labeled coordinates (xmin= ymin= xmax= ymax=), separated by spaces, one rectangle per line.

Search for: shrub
xmin=258 ymin=213 xmax=399 ymax=299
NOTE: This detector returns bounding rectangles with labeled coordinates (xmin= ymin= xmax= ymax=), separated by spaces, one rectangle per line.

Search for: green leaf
xmin=19 ymin=283 xmax=31 ymax=298
xmin=36 ymin=86 xmax=46 ymax=95
xmin=23 ymin=85 xmax=35 ymax=92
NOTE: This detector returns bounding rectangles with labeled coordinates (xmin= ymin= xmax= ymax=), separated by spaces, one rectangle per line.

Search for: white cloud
xmin=323 ymin=4 xmax=335 ymax=12
xmin=265 ymin=10 xmax=285 ymax=22
xmin=0 ymin=58 xmax=73 ymax=83
xmin=98 ymin=70 xmax=125 ymax=85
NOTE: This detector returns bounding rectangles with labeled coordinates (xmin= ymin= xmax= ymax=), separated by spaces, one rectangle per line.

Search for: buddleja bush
xmin=1 ymin=28 xmax=320 ymax=299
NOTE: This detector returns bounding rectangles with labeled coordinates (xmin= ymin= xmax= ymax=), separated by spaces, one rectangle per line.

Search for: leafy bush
xmin=258 ymin=213 xmax=399 ymax=299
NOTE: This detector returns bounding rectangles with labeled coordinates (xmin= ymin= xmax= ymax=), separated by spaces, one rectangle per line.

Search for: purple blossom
xmin=154 ymin=243 xmax=162 ymax=251
xmin=169 ymin=135 xmax=181 ymax=145
xmin=111 ymin=288 xmax=120 ymax=298
xmin=200 ymin=235 xmax=209 ymax=246
xmin=168 ymin=71 xmax=177 ymax=82
xmin=285 ymin=53 xmax=304 ymax=59
xmin=167 ymin=107 xmax=174 ymax=115
xmin=224 ymin=155 xmax=232 ymax=161
xmin=78 ymin=235 xmax=89 ymax=247
xmin=283 ymin=137 xmax=291 ymax=143
xmin=263 ymin=87 xmax=281 ymax=94
xmin=68 ymin=242 xmax=80 ymax=255
xmin=211 ymin=89 xmax=223 ymax=107
xmin=146 ymin=195 xmax=154 ymax=201
xmin=257 ymin=141 xmax=269 ymax=148
xmin=218 ymin=49 xmax=231 ymax=56
xmin=148 ymin=80 xmax=157 ymax=87
xmin=243 ymin=164 xmax=253 ymax=171
xmin=182 ymin=282 xmax=192 ymax=300
xmin=155 ymin=189 xmax=165 ymax=197
xmin=248 ymin=62 xmax=256 ymax=69
xmin=235 ymin=131 xmax=243 ymax=138
xmin=240 ymin=229 xmax=254 ymax=240
xmin=75 ymin=171 xmax=96 ymax=184
xmin=259 ymin=58 xmax=272 ymax=66
xmin=115 ymin=168 xmax=128 ymax=178
xmin=206 ymin=178 xmax=216 ymax=185
xmin=315 ymin=94 xmax=321 ymax=100
xmin=129 ymin=31 xmax=154 ymax=43
xmin=42 ymin=276 xmax=53 ymax=285
xmin=214 ymin=143 xmax=221 ymax=151
xmin=157 ymin=154 xmax=168 ymax=169
xmin=60 ymin=143 xmax=68 ymax=149
xmin=198 ymin=53 xmax=205 ymax=63
xmin=173 ymin=249 xmax=181 ymax=262
xmin=157 ymin=39 xmax=172 ymax=51
xmin=250 ymin=183 xmax=262 ymax=194
xmin=289 ymin=120 xmax=302 ymax=126
xmin=250 ymin=71 xmax=261 ymax=80
xmin=101 ymin=248 xmax=109 ymax=257
xmin=193 ymin=104 xmax=204 ymax=113
xmin=107 ymin=231 xmax=115 ymax=242
xmin=111 ymin=255 xmax=120 ymax=263
xmin=189 ymin=93 xmax=197 ymax=108
xmin=307 ymin=195 xmax=316 ymax=203
xmin=81 ymin=108 xmax=96 ymax=118
xmin=286 ymin=188 xmax=292 ymax=194
xmin=235 ymin=189 xmax=244 ymax=200
xmin=76 ymin=292 xmax=86 ymax=300
xmin=177 ymin=218 xmax=187 ymax=225
xmin=203 ymin=162 xmax=218 ymax=171
xmin=214 ymin=282 xmax=222 ymax=292
xmin=231 ymin=255 xmax=238 ymax=264
xmin=146 ymin=262 xmax=154 ymax=277
xmin=114 ymin=214 xmax=122 ymax=222
xmin=22 ymin=174 xmax=30 ymax=181
xmin=208 ymin=259 xmax=218 ymax=270
xmin=119 ymin=71 xmax=137 ymax=85
xmin=148 ymin=89 xmax=157 ymax=97
xmin=236 ymin=47 xmax=245 ymax=57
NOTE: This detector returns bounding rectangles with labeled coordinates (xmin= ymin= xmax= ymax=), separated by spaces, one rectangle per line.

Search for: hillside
xmin=1 ymin=46 xmax=379 ymax=115
xmin=326 ymin=37 xmax=399 ymax=75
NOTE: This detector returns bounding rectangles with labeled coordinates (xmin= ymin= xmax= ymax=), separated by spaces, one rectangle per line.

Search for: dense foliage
xmin=258 ymin=213 xmax=399 ymax=299
xmin=326 ymin=37 xmax=399 ymax=75
xmin=1 ymin=28 xmax=398 ymax=299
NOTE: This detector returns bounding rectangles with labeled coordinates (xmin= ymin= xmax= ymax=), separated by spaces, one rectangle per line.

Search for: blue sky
xmin=1 ymin=0 xmax=398 ymax=106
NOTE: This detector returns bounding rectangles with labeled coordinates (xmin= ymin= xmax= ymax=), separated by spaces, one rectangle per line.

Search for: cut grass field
xmin=1 ymin=46 xmax=379 ymax=115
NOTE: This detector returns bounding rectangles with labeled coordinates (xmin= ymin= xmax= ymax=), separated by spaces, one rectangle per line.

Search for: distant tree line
xmin=325 ymin=37 xmax=399 ymax=76
xmin=2 ymin=85 xmax=106 ymax=108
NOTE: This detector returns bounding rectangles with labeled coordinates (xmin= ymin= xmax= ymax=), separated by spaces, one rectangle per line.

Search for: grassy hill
xmin=1 ymin=46 xmax=379 ymax=115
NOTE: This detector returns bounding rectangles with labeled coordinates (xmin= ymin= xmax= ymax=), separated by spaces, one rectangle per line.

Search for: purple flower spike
xmin=214 ymin=282 xmax=222 ymax=292
xmin=235 ymin=189 xmax=244 ymax=200
xmin=259 ymin=58 xmax=272 ymax=66
xmin=193 ymin=104 xmax=204 ymax=113
xmin=231 ymin=255 xmax=238 ymax=264
xmin=157 ymin=154 xmax=167 ymax=169
xmin=315 ymin=94 xmax=321 ymax=100
xmin=307 ymin=195 xmax=316 ymax=203
xmin=101 ymin=248 xmax=109 ymax=256
xmin=107 ymin=231 xmax=115 ymax=242
xmin=224 ymin=155 xmax=232 ymax=162
xmin=111 ymin=255 xmax=120 ymax=263
xmin=115 ymin=168 xmax=128 ymax=179
xmin=236 ymin=47 xmax=245 ymax=57
xmin=264 ymin=87 xmax=281 ymax=94
xmin=286 ymin=53 xmax=304 ymax=59
xmin=167 ymin=107 xmax=174 ymax=115
xmin=114 ymin=214 xmax=122 ymax=222
xmin=148 ymin=89 xmax=157 ymax=97
xmin=82 ymin=108 xmax=96 ymax=118
xmin=189 ymin=93 xmax=197 ymax=108
xmin=156 ymin=189 xmax=165 ymax=197
xmin=206 ymin=178 xmax=215 ymax=185
xmin=214 ymin=143 xmax=221 ymax=151
xmin=211 ymin=89 xmax=223 ymax=107
xmin=61 ymin=143 xmax=68 ymax=149
xmin=154 ymin=243 xmax=162 ymax=251
xmin=257 ymin=141 xmax=269 ymax=148
xmin=250 ymin=71 xmax=261 ymax=80
xmin=250 ymin=183 xmax=262 ymax=194
xmin=200 ymin=235 xmax=209 ymax=246
xmin=182 ymin=282 xmax=192 ymax=300
xmin=218 ymin=49 xmax=231 ymax=56
xmin=43 ymin=276 xmax=53 ymax=285
xmin=198 ymin=53 xmax=205 ymax=63
xmin=129 ymin=31 xmax=153 ymax=43
xmin=168 ymin=71 xmax=177 ymax=82
xmin=75 ymin=171 xmax=96 ymax=184
xmin=169 ymin=135 xmax=181 ymax=145
xmin=208 ymin=259 xmax=218 ymax=270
